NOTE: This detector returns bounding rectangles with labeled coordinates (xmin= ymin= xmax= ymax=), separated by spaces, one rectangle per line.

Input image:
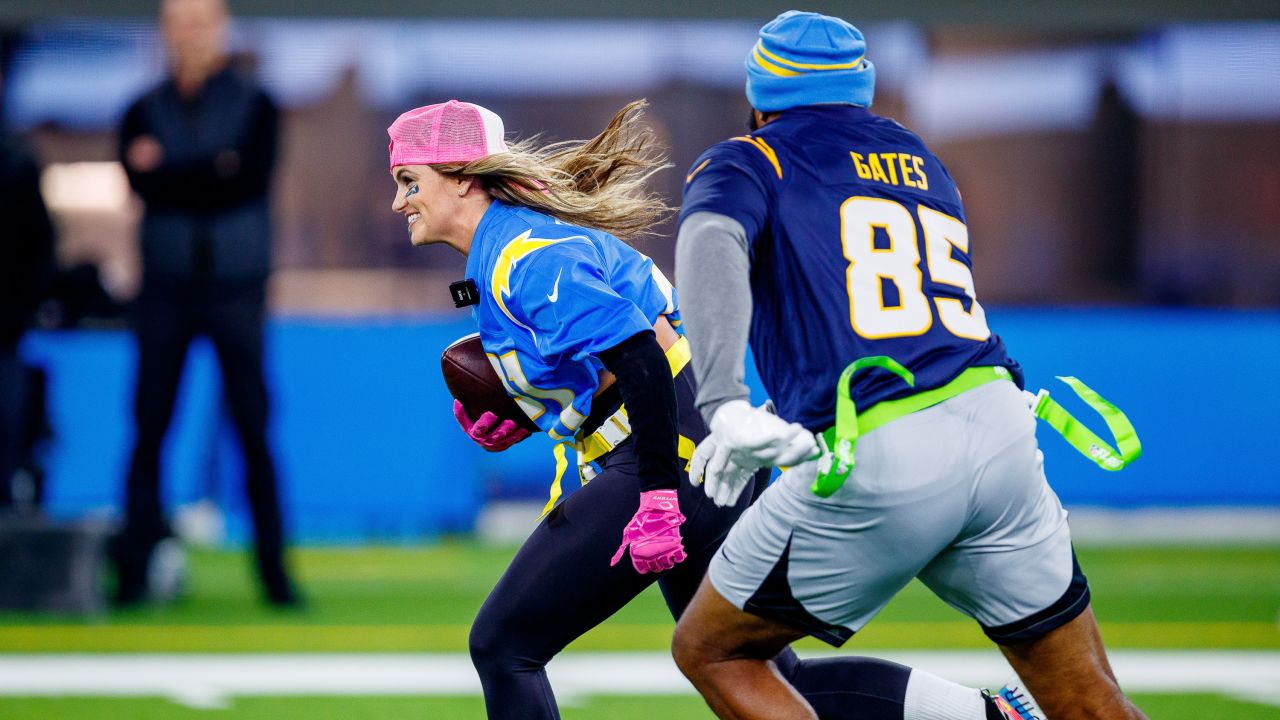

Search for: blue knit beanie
xmin=745 ymin=10 xmax=875 ymax=112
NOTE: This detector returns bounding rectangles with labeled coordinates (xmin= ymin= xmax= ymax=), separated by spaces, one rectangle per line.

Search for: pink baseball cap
xmin=387 ymin=100 xmax=510 ymax=170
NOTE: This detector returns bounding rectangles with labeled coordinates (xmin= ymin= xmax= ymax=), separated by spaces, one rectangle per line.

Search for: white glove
xmin=689 ymin=400 xmax=821 ymax=508
xmin=710 ymin=400 xmax=820 ymax=469
xmin=689 ymin=432 xmax=756 ymax=507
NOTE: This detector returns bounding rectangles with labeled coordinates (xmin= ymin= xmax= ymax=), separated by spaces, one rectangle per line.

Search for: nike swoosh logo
xmin=547 ymin=269 xmax=562 ymax=303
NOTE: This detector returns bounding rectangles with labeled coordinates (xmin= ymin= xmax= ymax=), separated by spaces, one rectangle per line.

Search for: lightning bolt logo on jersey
xmin=465 ymin=200 xmax=680 ymax=441
xmin=681 ymin=105 xmax=1021 ymax=431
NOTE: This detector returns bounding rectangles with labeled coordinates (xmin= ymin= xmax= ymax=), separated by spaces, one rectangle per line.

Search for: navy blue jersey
xmin=680 ymin=105 xmax=1021 ymax=431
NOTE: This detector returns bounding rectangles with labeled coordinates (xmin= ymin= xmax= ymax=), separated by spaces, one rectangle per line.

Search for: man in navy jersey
xmin=670 ymin=11 xmax=1146 ymax=720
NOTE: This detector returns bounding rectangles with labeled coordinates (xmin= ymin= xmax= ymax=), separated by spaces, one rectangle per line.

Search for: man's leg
xmin=203 ymin=286 xmax=296 ymax=605
xmin=673 ymin=577 xmax=816 ymax=720
xmin=674 ymin=579 xmax=1007 ymax=720
xmin=917 ymin=382 xmax=1147 ymax=720
xmin=997 ymin=606 xmax=1146 ymax=720
xmin=677 ymin=388 xmax=1074 ymax=720
xmin=116 ymin=288 xmax=192 ymax=604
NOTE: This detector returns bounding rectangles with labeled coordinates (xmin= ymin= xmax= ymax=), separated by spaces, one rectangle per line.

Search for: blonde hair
xmin=432 ymin=100 xmax=672 ymax=239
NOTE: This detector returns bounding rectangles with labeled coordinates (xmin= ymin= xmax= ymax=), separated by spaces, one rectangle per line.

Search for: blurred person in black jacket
xmin=0 ymin=124 xmax=56 ymax=511
xmin=114 ymin=0 xmax=298 ymax=606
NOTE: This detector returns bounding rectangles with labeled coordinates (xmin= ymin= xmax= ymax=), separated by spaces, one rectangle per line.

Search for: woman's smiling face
xmin=390 ymin=164 xmax=462 ymax=247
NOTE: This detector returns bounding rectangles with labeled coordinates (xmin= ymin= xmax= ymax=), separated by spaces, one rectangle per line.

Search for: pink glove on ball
xmin=610 ymin=489 xmax=687 ymax=574
xmin=453 ymin=399 xmax=531 ymax=452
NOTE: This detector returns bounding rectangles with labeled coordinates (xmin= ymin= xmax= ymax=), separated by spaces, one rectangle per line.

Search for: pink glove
xmin=453 ymin=399 xmax=531 ymax=452
xmin=610 ymin=489 xmax=687 ymax=574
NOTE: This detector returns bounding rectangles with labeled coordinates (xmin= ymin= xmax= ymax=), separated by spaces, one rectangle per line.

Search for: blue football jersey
xmin=465 ymin=200 xmax=680 ymax=441
xmin=680 ymin=105 xmax=1021 ymax=431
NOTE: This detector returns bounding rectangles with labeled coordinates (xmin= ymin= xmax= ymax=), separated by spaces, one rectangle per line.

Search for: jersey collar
xmin=781 ymin=104 xmax=875 ymax=124
xmin=464 ymin=199 xmax=513 ymax=286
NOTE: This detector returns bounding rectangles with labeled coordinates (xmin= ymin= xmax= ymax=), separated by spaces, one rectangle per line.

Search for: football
xmin=441 ymin=333 xmax=540 ymax=433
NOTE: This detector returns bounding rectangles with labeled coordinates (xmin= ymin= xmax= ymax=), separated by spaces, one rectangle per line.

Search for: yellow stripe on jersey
xmin=755 ymin=40 xmax=865 ymax=71
xmin=731 ymin=135 xmax=783 ymax=179
xmin=491 ymin=230 xmax=590 ymax=340
xmin=686 ymin=158 xmax=712 ymax=185
xmin=492 ymin=230 xmax=555 ymax=327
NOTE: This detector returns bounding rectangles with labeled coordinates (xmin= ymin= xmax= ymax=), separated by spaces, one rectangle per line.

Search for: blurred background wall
xmin=3 ymin=2 xmax=1278 ymax=542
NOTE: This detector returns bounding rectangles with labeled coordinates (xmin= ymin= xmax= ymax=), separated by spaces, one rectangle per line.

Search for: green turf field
xmin=0 ymin=693 xmax=1278 ymax=720
xmin=1 ymin=542 xmax=1275 ymax=651
xmin=0 ymin=542 xmax=1277 ymax=718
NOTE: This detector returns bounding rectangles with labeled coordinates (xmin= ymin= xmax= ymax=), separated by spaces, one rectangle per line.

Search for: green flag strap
xmin=811 ymin=356 xmax=914 ymax=498
xmin=1032 ymin=376 xmax=1142 ymax=472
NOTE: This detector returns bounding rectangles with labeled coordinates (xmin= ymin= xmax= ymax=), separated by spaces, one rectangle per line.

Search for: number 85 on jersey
xmin=840 ymin=196 xmax=991 ymax=342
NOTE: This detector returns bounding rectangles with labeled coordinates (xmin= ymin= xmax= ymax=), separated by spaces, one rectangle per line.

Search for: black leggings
xmin=469 ymin=433 xmax=740 ymax=718
xmin=469 ymin=374 xmax=912 ymax=719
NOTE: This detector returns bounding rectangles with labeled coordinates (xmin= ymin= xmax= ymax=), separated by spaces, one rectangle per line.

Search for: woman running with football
xmin=387 ymin=99 xmax=1028 ymax=720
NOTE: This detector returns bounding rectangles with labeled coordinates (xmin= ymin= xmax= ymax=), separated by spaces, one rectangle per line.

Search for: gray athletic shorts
xmin=708 ymin=379 xmax=1090 ymax=646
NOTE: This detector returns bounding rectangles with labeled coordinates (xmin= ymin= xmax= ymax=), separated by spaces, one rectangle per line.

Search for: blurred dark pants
xmin=115 ymin=280 xmax=294 ymax=604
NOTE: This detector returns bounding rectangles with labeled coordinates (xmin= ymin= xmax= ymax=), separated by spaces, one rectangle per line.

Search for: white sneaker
xmin=987 ymin=680 xmax=1042 ymax=720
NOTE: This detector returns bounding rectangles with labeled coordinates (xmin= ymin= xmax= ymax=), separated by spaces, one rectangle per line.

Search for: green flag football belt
xmin=812 ymin=359 xmax=1142 ymax=498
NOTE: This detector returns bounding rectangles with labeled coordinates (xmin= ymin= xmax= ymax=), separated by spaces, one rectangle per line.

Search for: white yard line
xmin=477 ymin=503 xmax=1280 ymax=545
xmin=0 ymin=651 xmax=1276 ymax=709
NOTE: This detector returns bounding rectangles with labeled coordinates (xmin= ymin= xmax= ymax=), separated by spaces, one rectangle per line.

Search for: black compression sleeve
xmin=598 ymin=330 xmax=680 ymax=492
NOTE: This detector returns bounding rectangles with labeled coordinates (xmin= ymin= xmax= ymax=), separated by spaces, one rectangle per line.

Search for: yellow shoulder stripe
xmin=731 ymin=135 xmax=783 ymax=180
xmin=686 ymin=158 xmax=712 ymax=185
xmin=492 ymin=230 xmax=569 ymax=328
